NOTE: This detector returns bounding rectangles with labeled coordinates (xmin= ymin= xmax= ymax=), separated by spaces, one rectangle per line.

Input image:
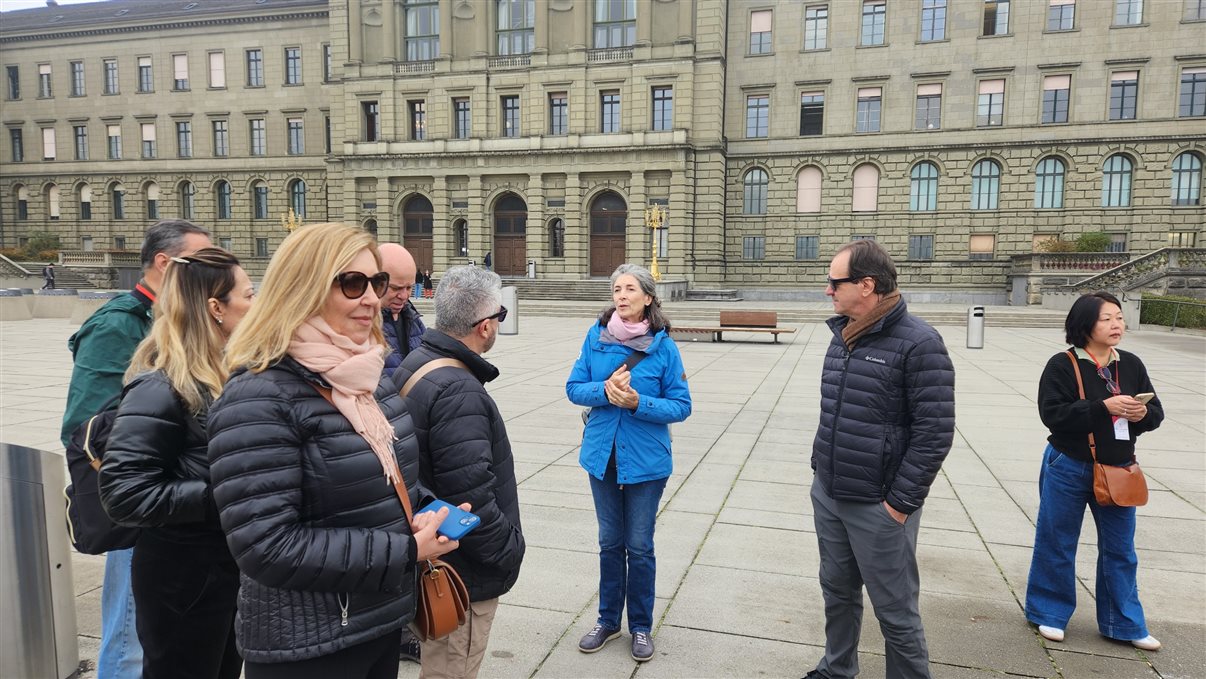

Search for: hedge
xmin=1140 ymin=294 xmax=1206 ymax=329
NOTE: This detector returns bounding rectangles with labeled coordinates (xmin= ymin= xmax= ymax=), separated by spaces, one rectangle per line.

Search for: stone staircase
xmin=0 ymin=254 xmax=31 ymax=277
xmin=16 ymin=262 xmax=99 ymax=290
xmin=1061 ymin=248 xmax=1206 ymax=296
xmin=496 ymin=277 xmax=612 ymax=301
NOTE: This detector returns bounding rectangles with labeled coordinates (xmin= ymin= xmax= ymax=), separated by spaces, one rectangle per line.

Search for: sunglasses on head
xmin=473 ymin=306 xmax=508 ymax=326
xmin=333 ymin=271 xmax=390 ymax=299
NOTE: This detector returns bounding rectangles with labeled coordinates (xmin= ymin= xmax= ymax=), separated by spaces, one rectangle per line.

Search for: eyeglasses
xmin=473 ymin=306 xmax=508 ymax=326
xmin=1096 ymin=365 xmax=1119 ymax=395
xmin=826 ymin=275 xmax=866 ymax=289
xmin=333 ymin=271 xmax=390 ymax=299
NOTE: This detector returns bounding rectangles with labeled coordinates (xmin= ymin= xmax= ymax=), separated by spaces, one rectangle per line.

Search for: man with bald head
xmin=379 ymin=243 xmax=427 ymax=380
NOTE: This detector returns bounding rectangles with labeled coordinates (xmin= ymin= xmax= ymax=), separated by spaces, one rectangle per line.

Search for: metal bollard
xmin=499 ymin=285 xmax=518 ymax=335
xmin=966 ymin=306 xmax=985 ymax=349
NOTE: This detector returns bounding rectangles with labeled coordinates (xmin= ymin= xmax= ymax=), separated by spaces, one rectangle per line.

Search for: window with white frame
xmin=804 ymin=5 xmax=827 ymax=50
xmin=1042 ymin=75 xmax=1071 ymax=124
xmin=1114 ymin=0 xmax=1143 ymax=25
xmin=920 ymin=0 xmax=947 ymax=41
xmin=977 ymin=79 xmax=1005 ymax=127
xmin=800 ymin=92 xmax=824 ymax=135
xmin=1109 ymin=71 xmax=1138 ymax=120
xmin=856 ymin=87 xmax=881 ymax=133
xmin=409 ymin=101 xmax=426 ymax=140
xmin=915 ymin=84 xmax=941 ymax=130
xmin=861 ymin=1 xmax=886 ymax=46
xmin=750 ymin=10 xmax=773 ymax=54
xmin=1048 ymin=0 xmax=1075 ymax=30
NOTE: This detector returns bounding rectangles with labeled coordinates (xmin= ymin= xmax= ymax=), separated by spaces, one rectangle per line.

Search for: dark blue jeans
xmin=588 ymin=464 xmax=667 ymax=634
xmin=1025 ymin=444 xmax=1148 ymax=640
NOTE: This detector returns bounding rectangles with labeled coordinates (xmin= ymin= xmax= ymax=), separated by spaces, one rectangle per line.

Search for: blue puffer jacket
xmin=382 ymin=301 xmax=426 ymax=378
xmin=811 ymin=300 xmax=955 ymax=514
xmin=566 ymin=323 xmax=692 ymax=485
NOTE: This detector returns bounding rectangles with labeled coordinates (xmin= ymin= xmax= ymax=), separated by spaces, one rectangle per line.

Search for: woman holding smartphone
xmin=1025 ymin=291 xmax=1164 ymax=651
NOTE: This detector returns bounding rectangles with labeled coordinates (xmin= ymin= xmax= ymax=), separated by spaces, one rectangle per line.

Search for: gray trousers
xmin=810 ymin=477 xmax=930 ymax=679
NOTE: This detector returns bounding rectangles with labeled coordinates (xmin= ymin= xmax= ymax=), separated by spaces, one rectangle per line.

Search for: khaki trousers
xmin=419 ymin=598 xmax=500 ymax=679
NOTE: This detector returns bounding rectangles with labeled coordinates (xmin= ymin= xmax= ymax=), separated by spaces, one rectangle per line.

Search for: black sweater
xmin=1037 ymin=348 xmax=1164 ymax=466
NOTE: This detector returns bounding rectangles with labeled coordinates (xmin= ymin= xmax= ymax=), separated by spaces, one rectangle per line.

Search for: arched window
xmin=289 ymin=179 xmax=307 ymax=217
xmin=403 ymin=195 xmax=434 ymax=234
xmin=215 ymin=180 xmax=232 ymax=220
xmin=549 ymin=218 xmax=565 ymax=257
xmin=111 ymin=182 xmax=125 ymax=219
xmin=970 ymin=159 xmax=1000 ymax=210
xmin=796 ymin=166 xmax=822 ymax=213
xmin=909 ymin=162 xmax=938 ymax=211
xmin=252 ymin=181 xmax=268 ymax=219
xmin=363 ymin=219 xmax=378 ymax=237
xmin=1034 ymin=157 xmax=1066 ymax=209
xmin=743 ymin=168 xmax=768 ymax=214
xmin=179 ymin=181 xmax=196 ymax=219
xmin=454 ymin=219 xmax=469 ymax=257
xmin=145 ymin=182 xmax=159 ymax=219
xmin=47 ymin=184 xmax=61 ymax=220
xmin=16 ymin=185 xmax=29 ymax=220
xmin=1101 ymin=154 xmax=1133 ymax=207
xmin=1171 ymin=152 xmax=1203 ymax=206
xmin=852 ymin=163 xmax=879 ymax=212
xmin=79 ymin=183 xmax=93 ymax=220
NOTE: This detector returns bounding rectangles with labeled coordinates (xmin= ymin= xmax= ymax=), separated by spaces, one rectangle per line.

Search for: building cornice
xmin=0 ymin=10 xmax=328 ymax=44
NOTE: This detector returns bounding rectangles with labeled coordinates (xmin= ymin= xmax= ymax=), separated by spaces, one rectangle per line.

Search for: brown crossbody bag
xmin=1065 ymin=351 xmax=1148 ymax=507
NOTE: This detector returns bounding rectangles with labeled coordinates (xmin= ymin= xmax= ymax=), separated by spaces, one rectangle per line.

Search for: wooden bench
xmin=673 ymin=311 xmax=797 ymax=343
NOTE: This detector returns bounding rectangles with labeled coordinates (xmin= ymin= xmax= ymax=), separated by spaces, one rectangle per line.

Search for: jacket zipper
xmin=828 ymin=349 xmax=852 ymax=497
xmin=338 ymin=593 xmax=349 ymax=627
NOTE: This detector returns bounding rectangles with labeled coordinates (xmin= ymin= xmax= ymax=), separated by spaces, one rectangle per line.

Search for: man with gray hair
xmin=394 ymin=266 xmax=525 ymax=679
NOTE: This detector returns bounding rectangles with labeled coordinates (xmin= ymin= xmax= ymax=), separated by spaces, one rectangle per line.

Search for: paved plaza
xmin=1 ymin=309 xmax=1203 ymax=679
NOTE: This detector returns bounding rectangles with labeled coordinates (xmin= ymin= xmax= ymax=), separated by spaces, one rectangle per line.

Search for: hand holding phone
xmin=417 ymin=499 xmax=481 ymax=540
xmin=1134 ymin=392 xmax=1155 ymax=404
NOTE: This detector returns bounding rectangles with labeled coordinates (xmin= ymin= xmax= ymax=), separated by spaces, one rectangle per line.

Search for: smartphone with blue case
xmin=418 ymin=499 xmax=481 ymax=540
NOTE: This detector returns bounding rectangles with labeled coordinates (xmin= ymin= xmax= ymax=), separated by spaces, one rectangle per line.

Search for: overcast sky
xmin=1 ymin=0 xmax=104 ymax=11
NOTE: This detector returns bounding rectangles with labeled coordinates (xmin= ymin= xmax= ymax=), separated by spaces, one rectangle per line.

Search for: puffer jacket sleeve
xmin=99 ymin=373 xmax=209 ymax=527
xmin=423 ymin=381 xmax=524 ymax=573
xmin=566 ymin=331 xmax=610 ymax=408
xmin=632 ymin=340 xmax=692 ymax=425
xmin=208 ymin=376 xmax=415 ymax=594
xmin=886 ymin=335 xmax=955 ymax=514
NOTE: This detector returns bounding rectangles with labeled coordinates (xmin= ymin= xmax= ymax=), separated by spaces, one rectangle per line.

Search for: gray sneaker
xmin=631 ymin=631 xmax=654 ymax=662
xmin=578 ymin=624 xmax=622 ymax=653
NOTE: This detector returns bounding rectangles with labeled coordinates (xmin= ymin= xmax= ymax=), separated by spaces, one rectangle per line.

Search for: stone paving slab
xmin=1 ymin=314 xmax=1202 ymax=679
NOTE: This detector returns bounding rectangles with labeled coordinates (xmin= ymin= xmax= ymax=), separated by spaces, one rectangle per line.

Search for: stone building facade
xmin=2 ymin=0 xmax=1203 ymax=294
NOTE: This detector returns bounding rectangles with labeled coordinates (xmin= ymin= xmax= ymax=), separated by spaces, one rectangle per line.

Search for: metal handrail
xmin=1140 ymin=296 xmax=1206 ymax=332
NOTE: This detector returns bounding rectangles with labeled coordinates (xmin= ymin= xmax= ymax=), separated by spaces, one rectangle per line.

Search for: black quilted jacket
xmin=811 ymin=301 xmax=956 ymax=514
xmin=207 ymin=357 xmax=425 ymax=663
xmin=395 ymin=330 xmax=525 ymax=602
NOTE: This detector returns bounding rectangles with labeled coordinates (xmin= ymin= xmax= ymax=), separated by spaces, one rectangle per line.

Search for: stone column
xmin=375 ymin=176 xmax=393 ymax=241
xmin=441 ymin=0 xmax=455 ymax=59
xmin=572 ymin=1 xmax=588 ymax=50
xmin=668 ymin=169 xmax=690 ymax=278
xmin=432 ymin=175 xmax=449 ymax=272
xmin=475 ymin=1 xmax=490 ymax=57
xmin=527 ymin=174 xmax=545 ymax=268
xmin=534 ymin=0 xmax=550 ymax=54
xmin=467 ymin=175 xmax=485 ymax=263
xmin=565 ymin=173 xmax=584 ymax=276
xmin=343 ymin=176 xmax=360 ymax=227
xmin=381 ymin=0 xmax=397 ymax=62
xmin=628 ymin=171 xmax=647 ymax=266
xmin=636 ymin=0 xmax=652 ymax=46
xmin=348 ymin=0 xmax=363 ymax=63
xmin=678 ymin=0 xmax=695 ymax=43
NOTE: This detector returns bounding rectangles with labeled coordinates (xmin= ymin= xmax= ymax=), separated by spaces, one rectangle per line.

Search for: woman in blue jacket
xmin=566 ymin=263 xmax=691 ymax=663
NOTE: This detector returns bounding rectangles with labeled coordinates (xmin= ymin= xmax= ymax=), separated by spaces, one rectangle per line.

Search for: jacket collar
xmin=826 ymin=298 xmax=908 ymax=342
xmin=589 ymin=321 xmax=669 ymax=352
xmin=419 ymin=329 xmax=500 ymax=384
xmin=383 ymin=299 xmax=422 ymax=323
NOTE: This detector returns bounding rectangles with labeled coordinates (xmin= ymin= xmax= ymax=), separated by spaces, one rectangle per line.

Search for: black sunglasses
xmin=333 ymin=271 xmax=390 ymax=299
xmin=473 ymin=306 xmax=508 ymax=326
xmin=827 ymin=275 xmax=867 ymax=289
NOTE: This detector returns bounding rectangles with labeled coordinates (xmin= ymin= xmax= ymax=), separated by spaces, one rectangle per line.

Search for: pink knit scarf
xmin=607 ymin=311 xmax=651 ymax=341
xmin=288 ymin=317 xmax=400 ymax=485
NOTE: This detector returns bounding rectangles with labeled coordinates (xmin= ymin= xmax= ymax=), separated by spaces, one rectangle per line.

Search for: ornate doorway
xmin=492 ymin=193 xmax=527 ymax=276
xmin=589 ymin=191 xmax=627 ymax=277
xmin=402 ymin=194 xmax=433 ymax=273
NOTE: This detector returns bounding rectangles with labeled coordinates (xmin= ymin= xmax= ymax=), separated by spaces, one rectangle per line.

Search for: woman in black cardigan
xmin=1025 ymin=291 xmax=1164 ymax=651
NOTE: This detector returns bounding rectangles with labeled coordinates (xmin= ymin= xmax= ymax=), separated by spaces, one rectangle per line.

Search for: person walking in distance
xmin=42 ymin=262 xmax=56 ymax=289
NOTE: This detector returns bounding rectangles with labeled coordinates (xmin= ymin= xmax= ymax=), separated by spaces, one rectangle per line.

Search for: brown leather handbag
xmin=1065 ymin=351 xmax=1149 ymax=507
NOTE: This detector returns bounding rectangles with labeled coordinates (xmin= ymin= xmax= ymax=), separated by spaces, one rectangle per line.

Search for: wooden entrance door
xmin=402 ymin=194 xmax=434 ymax=274
xmin=589 ymin=191 xmax=627 ymax=277
xmin=493 ymin=193 xmax=527 ymax=276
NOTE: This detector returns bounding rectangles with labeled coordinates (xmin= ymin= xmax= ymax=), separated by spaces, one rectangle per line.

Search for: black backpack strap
xmin=621 ymin=351 xmax=647 ymax=371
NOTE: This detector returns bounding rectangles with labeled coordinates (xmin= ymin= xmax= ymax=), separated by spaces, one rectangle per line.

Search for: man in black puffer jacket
xmin=803 ymin=240 xmax=955 ymax=679
xmin=395 ymin=265 xmax=524 ymax=679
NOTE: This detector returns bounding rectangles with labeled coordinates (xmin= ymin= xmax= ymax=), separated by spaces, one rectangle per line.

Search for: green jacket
xmin=60 ymin=290 xmax=154 ymax=446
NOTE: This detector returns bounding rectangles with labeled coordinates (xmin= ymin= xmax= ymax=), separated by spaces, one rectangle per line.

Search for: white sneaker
xmin=1131 ymin=635 xmax=1161 ymax=651
xmin=1037 ymin=625 xmax=1065 ymax=642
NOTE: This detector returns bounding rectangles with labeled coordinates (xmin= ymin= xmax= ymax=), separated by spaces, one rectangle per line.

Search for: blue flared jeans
xmin=1025 ymin=444 xmax=1148 ymax=640
xmin=588 ymin=464 xmax=666 ymax=634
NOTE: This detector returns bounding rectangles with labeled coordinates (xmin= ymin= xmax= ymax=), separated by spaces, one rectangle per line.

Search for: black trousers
xmin=244 ymin=632 xmax=402 ymax=679
xmin=131 ymin=535 xmax=241 ymax=679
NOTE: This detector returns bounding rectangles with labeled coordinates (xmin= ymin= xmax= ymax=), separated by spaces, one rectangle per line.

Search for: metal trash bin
xmin=527 ymin=260 xmax=536 ymax=279
xmin=1 ymin=443 xmax=79 ymax=679
xmin=967 ymin=306 xmax=985 ymax=349
xmin=499 ymin=285 xmax=518 ymax=335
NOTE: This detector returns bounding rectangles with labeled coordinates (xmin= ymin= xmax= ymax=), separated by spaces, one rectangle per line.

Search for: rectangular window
xmin=593 ymin=0 xmax=636 ymax=48
xmin=1048 ymin=0 xmax=1075 ymax=30
xmin=81 ymin=194 xmax=92 ymax=220
xmin=497 ymin=0 xmax=536 ymax=55
xmin=42 ymin=127 xmax=55 ymax=160
xmin=217 ymin=186 xmax=231 ymax=220
xmin=246 ymin=49 xmax=264 ymax=87
xmin=255 ymin=238 xmax=269 ymax=257
xmin=1109 ymin=71 xmax=1138 ymax=120
xmin=81 ymin=237 xmax=94 ymax=251
xmin=322 ymin=44 xmax=333 ymax=82
xmin=453 ymin=98 xmax=471 ymax=139
xmin=278 ymin=117 xmax=301 ymax=156
xmin=800 ymin=92 xmax=824 ymax=135
xmin=408 ymin=101 xmax=426 ymax=140
xmin=1168 ymin=231 xmax=1197 ymax=247
xmin=74 ymin=125 xmax=88 ymax=160
xmin=1107 ymin=233 xmax=1127 ymax=253
xmin=107 ymin=124 xmax=121 ymax=159
xmin=176 ymin=121 xmax=192 ymax=157
xmin=253 ymin=186 xmax=268 ymax=219
xmin=38 ymin=63 xmax=52 ymax=98
xmin=795 ymin=235 xmax=819 ymax=260
xmin=70 ymin=61 xmax=85 ymax=96
xmin=172 ymin=54 xmax=189 ymax=91
xmin=249 ymin=118 xmax=266 ymax=155
xmin=324 ymin=114 xmax=331 ymax=153
xmin=549 ymin=93 xmax=568 ymax=135
xmin=915 ymin=84 xmax=942 ymax=130
xmin=9 ymin=128 xmax=22 ymax=162
xmin=502 ymin=95 xmax=521 ymax=137
xmin=745 ymin=94 xmax=769 ymax=138
xmin=969 ymin=234 xmax=996 ymax=260
xmin=362 ymin=101 xmax=379 ymax=141
xmin=212 ymin=120 xmax=229 ymax=157
xmin=138 ymin=56 xmax=153 ymax=92
xmin=908 ymin=235 xmax=935 ymax=260
xmin=1178 ymin=68 xmax=1205 ymax=117
xmin=861 ymin=1 xmax=886 ymax=46
xmin=103 ymin=59 xmax=119 ymax=94
xmin=140 ymin=122 xmax=156 ymax=158
xmin=856 ymin=87 xmax=881 ymax=133
xmin=112 ymin=189 xmax=124 ymax=219
xmin=284 ymin=47 xmax=302 ymax=85
xmin=804 ymin=5 xmax=828 ymax=50
xmin=977 ymin=79 xmax=1005 ymax=127
xmin=218 ymin=237 xmax=231 ymax=250
xmin=5 ymin=65 xmax=17 ymax=100
xmin=920 ymin=0 xmax=947 ymax=41
xmin=750 ymin=9 xmax=773 ymax=54
xmin=1115 ymin=0 xmax=1143 ymax=25
xmin=600 ymin=91 xmax=620 ymax=133
xmin=742 ymin=236 xmax=766 ymax=260
xmin=651 ymin=86 xmax=673 ymax=131
xmin=208 ymin=51 xmax=226 ymax=88
xmin=1042 ymin=75 xmax=1071 ymax=124
xmin=406 ymin=0 xmax=441 ymax=61
xmin=1187 ymin=0 xmax=1206 ymax=20
xmin=983 ymin=0 xmax=1010 ymax=35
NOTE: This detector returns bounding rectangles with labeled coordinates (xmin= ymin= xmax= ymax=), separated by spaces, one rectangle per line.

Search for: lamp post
xmin=281 ymin=208 xmax=302 ymax=233
xmin=644 ymin=204 xmax=666 ymax=281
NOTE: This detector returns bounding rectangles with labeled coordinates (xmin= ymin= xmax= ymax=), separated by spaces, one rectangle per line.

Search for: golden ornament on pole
xmin=644 ymin=203 xmax=666 ymax=281
xmin=281 ymin=208 xmax=303 ymax=233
